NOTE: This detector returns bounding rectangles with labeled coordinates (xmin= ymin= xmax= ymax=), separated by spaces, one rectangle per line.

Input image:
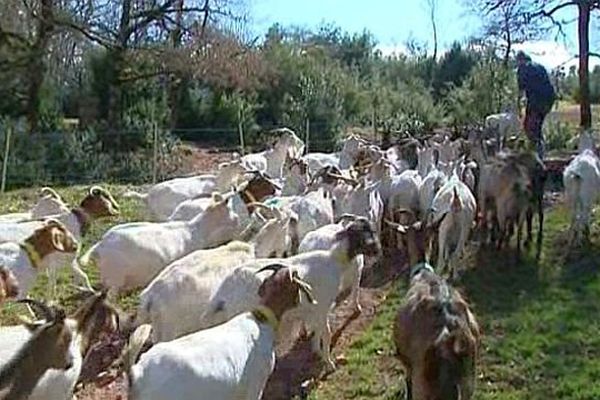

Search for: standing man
xmin=516 ymin=51 xmax=556 ymax=159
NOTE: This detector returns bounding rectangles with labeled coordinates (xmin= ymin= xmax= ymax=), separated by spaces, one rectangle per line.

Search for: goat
xmin=125 ymin=264 xmax=315 ymax=400
xmin=485 ymin=111 xmax=519 ymax=151
xmin=0 ymin=290 xmax=119 ymax=400
xmin=0 ymin=266 xmax=19 ymax=305
xmin=80 ymin=192 xmax=247 ymax=292
xmin=201 ymin=219 xmax=381 ymax=371
xmin=0 ymin=186 xmax=119 ymax=295
xmin=241 ymin=128 xmax=305 ymax=178
xmin=281 ymin=151 xmax=310 ymax=196
xmin=123 ymin=159 xmax=248 ymax=221
xmin=0 ymin=188 xmax=67 ymax=224
xmin=564 ymin=133 xmax=600 ymax=245
xmin=388 ymin=214 xmax=481 ymax=400
xmin=0 ymin=300 xmax=74 ymax=400
xmin=298 ymin=215 xmax=369 ymax=313
xmin=263 ymin=187 xmax=335 ymax=243
xmin=167 ymin=171 xmax=281 ymax=221
xmin=431 ymin=175 xmax=476 ymax=279
xmin=0 ymin=219 xmax=79 ymax=298
xmin=136 ymin=241 xmax=257 ymax=343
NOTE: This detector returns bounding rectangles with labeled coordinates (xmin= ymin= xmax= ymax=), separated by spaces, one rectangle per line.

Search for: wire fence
xmin=0 ymin=119 xmax=367 ymax=192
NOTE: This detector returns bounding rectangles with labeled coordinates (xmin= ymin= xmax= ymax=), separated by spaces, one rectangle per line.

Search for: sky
xmin=251 ymin=0 xmax=600 ymax=70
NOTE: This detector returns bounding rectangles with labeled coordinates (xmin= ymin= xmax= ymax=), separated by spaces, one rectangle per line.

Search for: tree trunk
xmin=106 ymin=0 xmax=132 ymax=139
xmin=167 ymin=0 xmax=185 ymax=129
xmin=578 ymin=1 xmax=592 ymax=129
xmin=25 ymin=0 xmax=54 ymax=133
xmin=503 ymin=12 xmax=511 ymax=67
xmin=429 ymin=0 xmax=438 ymax=60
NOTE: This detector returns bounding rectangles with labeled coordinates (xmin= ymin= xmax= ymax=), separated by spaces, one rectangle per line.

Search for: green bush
xmin=0 ymin=120 xmax=184 ymax=190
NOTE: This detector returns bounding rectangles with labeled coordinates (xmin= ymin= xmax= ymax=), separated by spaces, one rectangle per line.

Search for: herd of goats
xmin=0 ymin=121 xmax=599 ymax=400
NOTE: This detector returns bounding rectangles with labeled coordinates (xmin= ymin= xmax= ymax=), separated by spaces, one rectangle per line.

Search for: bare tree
xmin=53 ymin=0 xmax=249 ymax=132
xmin=424 ymin=0 xmax=438 ymax=60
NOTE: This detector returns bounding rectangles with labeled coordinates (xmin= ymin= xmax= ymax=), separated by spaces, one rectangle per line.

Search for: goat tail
xmin=567 ymin=172 xmax=583 ymax=218
xmin=123 ymin=324 xmax=153 ymax=381
xmin=122 ymin=190 xmax=148 ymax=201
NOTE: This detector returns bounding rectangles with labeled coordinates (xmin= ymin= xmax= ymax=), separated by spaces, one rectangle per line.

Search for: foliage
xmin=445 ymin=53 xmax=518 ymax=128
xmin=0 ymin=120 xmax=184 ymax=190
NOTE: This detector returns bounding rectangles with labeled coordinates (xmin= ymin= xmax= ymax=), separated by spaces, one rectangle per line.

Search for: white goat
xmin=241 ymin=128 xmax=305 ymax=178
xmin=263 ymin=187 xmax=334 ymax=243
xmin=0 ymin=188 xmax=67 ymax=223
xmin=298 ymin=216 xmax=369 ymax=313
xmin=0 ymin=186 xmax=120 ymax=295
xmin=0 ymin=219 xmax=79 ymax=299
xmin=124 ymin=160 xmax=248 ymax=221
xmin=485 ymin=111 xmax=520 ymax=150
xmin=564 ymin=133 xmax=600 ymax=244
xmin=431 ymin=175 xmax=476 ymax=279
xmin=136 ymin=241 xmax=257 ymax=343
xmin=167 ymin=171 xmax=281 ymax=222
xmin=303 ymin=134 xmax=370 ymax=174
xmin=419 ymin=167 xmax=448 ymax=217
xmin=125 ymin=264 xmax=315 ymax=400
xmin=80 ymin=193 xmax=244 ymax=292
xmin=201 ymin=219 xmax=381 ymax=371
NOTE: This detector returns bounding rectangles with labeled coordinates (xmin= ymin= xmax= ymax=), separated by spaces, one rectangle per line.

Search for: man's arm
xmin=516 ymin=66 xmax=527 ymax=117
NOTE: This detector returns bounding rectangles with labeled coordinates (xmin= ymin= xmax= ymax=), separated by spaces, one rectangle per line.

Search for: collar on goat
xmin=252 ymin=305 xmax=279 ymax=331
xmin=410 ymin=262 xmax=434 ymax=279
xmin=20 ymin=242 xmax=43 ymax=270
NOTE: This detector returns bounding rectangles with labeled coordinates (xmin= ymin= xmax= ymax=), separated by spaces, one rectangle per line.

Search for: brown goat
xmin=479 ymin=151 xmax=545 ymax=258
xmin=390 ymin=216 xmax=481 ymax=400
xmin=255 ymin=263 xmax=316 ymax=322
xmin=0 ymin=300 xmax=73 ymax=400
xmin=0 ymin=266 xmax=19 ymax=305
xmin=238 ymin=172 xmax=281 ymax=213
xmin=74 ymin=186 xmax=120 ymax=235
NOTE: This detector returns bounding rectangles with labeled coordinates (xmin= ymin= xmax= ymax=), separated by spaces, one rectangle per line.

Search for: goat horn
xmin=335 ymin=214 xmax=360 ymax=224
xmin=39 ymin=187 xmax=61 ymax=200
xmin=291 ymin=271 xmax=317 ymax=305
xmin=255 ymin=262 xmax=293 ymax=275
xmin=90 ymin=186 xmax=120 ymax=208
xmin=16 ymin=298 xmax=55 ymax=322
xmin=326 ymin=173 xmax=358 ymax=185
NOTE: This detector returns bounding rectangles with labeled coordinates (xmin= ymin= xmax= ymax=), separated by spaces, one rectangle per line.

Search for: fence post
xmin=152 ymin=122 xmax=158 ymax=184
xmin=305 ymin=118 xmax=310 ymax=153
xmin=238 ymin=105 xmax=245 ymax=155
xmin=1 ymin=124 xmax=11 ymax=193
xmin=372 ymin=103 xmax=377 ymax=140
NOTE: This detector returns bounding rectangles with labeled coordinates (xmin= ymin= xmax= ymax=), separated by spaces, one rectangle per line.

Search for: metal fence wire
xmin=0 ymin=120 xmax=369 ymax=192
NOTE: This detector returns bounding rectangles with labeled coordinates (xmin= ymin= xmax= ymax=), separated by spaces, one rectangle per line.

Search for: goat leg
xmin=405 ymin=375 xmax=412 ymax=400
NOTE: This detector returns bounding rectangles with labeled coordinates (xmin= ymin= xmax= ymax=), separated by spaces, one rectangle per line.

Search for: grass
xmin=0 ymin=184 xmax=143 ymax=325
xmin=310 ymin=206 xmax=600 ymax=400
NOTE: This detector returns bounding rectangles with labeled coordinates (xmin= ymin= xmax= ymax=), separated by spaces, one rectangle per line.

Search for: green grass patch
xmin=311 ymin=206 xmax=600 ymax=399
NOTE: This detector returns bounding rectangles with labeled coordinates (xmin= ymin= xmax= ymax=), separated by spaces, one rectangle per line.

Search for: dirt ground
xmin=72 ymin=248 xmax=407 ymax=400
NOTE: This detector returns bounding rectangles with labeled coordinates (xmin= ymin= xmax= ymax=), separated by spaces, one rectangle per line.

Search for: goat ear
xmin=50 ymin=228 xmax=67 ymax=252
xmin=451 ymin=187 xmax=462 ymax=212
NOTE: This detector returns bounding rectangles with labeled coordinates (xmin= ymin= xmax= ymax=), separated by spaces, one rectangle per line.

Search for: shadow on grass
xmin=459 ymin=246 xmax=548 ymax=318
